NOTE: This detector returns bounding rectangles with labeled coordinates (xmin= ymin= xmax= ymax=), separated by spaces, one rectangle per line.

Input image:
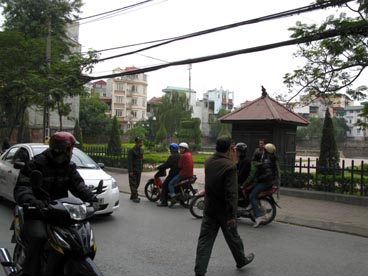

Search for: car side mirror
xmin=97 ymin=163 xmax=105 ymax=169
xmin=14 ymin=162 xmax=25 ymax=170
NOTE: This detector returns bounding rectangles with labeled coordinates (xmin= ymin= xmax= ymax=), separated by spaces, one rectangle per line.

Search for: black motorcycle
xmin=0 ymin=171 xmax=104 ymax=276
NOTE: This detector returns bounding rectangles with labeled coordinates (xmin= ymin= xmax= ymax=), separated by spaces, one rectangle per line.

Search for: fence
xmin=280 ymin=157 xmax=368 ymax=197
xmin=83 ymin=145 xmax=128 ymax=168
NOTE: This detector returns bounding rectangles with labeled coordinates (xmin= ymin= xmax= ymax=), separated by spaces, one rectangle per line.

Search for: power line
xmin=85 ymin=22 xmax=368 ymax=82
xmin=91 ymin=0 xmax=354 ymax=63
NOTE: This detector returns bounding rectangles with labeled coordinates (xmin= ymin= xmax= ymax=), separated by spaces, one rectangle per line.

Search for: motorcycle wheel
xmin=13 ymin=243 xmax=25 ymax=272
xmin=144 ymin=179 xmax=160 ymax=202
xmin=258 ymin=198 xmax=276 ymax=225
xmin=189 ymin=195 xmax=205 ymax=219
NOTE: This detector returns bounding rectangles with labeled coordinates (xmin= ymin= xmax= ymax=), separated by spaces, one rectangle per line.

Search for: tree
xmin=284 ymin=0 xmax=368 ymax=103
xmin=107 ymin=116 xmax=122 ymax=156
xmin=318 ymin=108 xmax=340 ymax=172
xmin=153 ymin=92 xmax=191 ymax=144
xmin=126 ymin=126 xmax=147 ymax=143
xmin=178 ymin=118 xmax=202 ymax=150
xmin=79 ymin=93 xmax=112 ymax=143
xmin=73 ymin=119 xmax=83 ymax=150
xmin=209 ymin=108 xmax=231 ymax=142
xmin=0 ymin=0 xmax=97 ymax=135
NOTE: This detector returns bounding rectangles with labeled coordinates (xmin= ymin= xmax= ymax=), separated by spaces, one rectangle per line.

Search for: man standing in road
xmin=127 ymin=137 xmax=144 ymax=203
xmin=194 ymin=136 xmax=254 ymax=276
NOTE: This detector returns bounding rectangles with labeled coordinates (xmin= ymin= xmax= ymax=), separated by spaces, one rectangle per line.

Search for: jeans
xmin=168 ymin=174 xmax=183 ymax=197
xmin=249 ymin=183 xmax=272 ymax=218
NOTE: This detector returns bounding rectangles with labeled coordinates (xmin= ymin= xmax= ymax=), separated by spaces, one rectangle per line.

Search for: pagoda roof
xmin=220 ymin=88 xmax=309 ymax=126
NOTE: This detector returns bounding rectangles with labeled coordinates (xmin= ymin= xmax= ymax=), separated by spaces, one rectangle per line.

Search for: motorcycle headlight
xmin=63 ymin=203 xmax=87 ymax=221
xmin=111 ymin=177 xmax=117 ymax=189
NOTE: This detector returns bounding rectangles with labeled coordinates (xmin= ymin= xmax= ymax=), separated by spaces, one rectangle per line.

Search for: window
xmin=132 ymin=111 xmax=137 ymax=118
xmin=115 ymin=96 xmax=124 ymax=104
xmin=116 ymin=83 xmax=124 ymax=91
xmin=132 ymin=98 xmax=138 ymax=105
xmin=115 ymin=109 xmax=123 ymax=117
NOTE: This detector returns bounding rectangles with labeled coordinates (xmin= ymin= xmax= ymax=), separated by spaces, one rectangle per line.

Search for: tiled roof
xmin=220 ymin=92 xmax=309 ymax=126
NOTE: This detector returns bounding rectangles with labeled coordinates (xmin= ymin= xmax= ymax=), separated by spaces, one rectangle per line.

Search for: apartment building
xmin=106 ymin=67 xmax=148 ymax=133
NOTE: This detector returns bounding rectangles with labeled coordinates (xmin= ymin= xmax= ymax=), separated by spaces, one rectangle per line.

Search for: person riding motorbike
xmin=249 ymin=143 xmax=279 ymax=228
xmin=156 ymin=143 xmax=181 ymax=207
xmin=168 ymin=142 xmax=194 ymax=205
xmin=234 ymin=142 xmax=251 ymax=187
xmin=13 ymin=132 xmax=97 ymax=276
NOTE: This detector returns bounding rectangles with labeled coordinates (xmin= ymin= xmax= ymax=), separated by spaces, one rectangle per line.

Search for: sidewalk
xmin=106 ymin=168 xmax=368 ymax=238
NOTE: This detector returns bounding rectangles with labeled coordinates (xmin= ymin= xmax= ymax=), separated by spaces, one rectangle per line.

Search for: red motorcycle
xmin=189 ymin=184 xmax=280 ymax=225
xmin=144 ymin=170 xmax=198 ymax=207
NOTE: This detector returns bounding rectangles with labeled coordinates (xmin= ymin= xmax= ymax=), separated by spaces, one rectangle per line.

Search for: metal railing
xmin=280 ymin=157 xmax=368 ymax=196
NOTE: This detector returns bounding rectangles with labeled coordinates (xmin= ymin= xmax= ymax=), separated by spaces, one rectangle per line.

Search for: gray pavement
xmin=106 ymin=168 xmax=368 ymax=238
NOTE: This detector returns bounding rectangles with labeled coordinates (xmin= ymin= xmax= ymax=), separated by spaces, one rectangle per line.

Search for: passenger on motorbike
xmin=234 ymin=142 xmax=251 ymax=188
xmin=249 ymin=143 xmax=279 ymax=228
xmin=156 ymin=143 xmax=181 ymax=207
xmin=13 ymin=132 xmax=97 ymax=276
xmin=168 ymin=142 xmax=194 ymax=205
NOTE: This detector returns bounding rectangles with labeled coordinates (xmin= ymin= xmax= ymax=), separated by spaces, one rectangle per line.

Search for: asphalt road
xmin=1 ymin=194 xmax=368 ymax=276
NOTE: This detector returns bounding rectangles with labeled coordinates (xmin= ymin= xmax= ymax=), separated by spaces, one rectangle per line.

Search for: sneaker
xmin=237 ymin=253 xmax=255 ymax=269
xmin=245 ymin=204 xmax=252 ymax=211
xmin=132 ymin=198 xmax=140 ymax=203
xmin=253 ymin=217 xmax=263 ymax=228
xmin=169 ymin=197 xmax=177 ymax=207
xmin=156 ymin=201 xmax=168 ymax=207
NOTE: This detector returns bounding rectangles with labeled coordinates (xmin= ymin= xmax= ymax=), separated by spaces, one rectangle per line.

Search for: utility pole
xmin=43 ymin=16 xmax=51 ymax=141
xmin=188 ymin=64 xmax=192 ymax=106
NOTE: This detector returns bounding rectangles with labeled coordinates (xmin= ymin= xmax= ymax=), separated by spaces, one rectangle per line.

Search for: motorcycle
xmin=190 ymin=184 xmax=280 ymax=226
xmin=0 ymin=170 xmax=104 ymax=276
xmin=144 ymin=170 xmax=198 ymax=207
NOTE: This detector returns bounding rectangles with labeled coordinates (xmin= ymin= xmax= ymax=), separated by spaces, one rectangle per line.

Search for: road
xmin=1 ymin=194 xmax=368 ymax=276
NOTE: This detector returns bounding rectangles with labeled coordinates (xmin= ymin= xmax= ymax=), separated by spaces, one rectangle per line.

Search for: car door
xmin=0 ymin=146 xmax=21 ymax=201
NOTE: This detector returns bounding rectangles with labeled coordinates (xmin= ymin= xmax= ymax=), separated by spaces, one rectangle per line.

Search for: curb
xmin=276 ymin=214 xmax=368 ymax=238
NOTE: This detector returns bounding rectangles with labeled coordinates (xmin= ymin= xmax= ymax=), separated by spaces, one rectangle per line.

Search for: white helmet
xmin=264 ymin=143 xmax=276 ymax=154
xmin=179 ymin=142 xmax=189 ymax=149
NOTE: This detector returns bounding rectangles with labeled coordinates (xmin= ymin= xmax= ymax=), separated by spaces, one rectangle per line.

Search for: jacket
xmin=257 ymin=152 xmax=279 ymax=184
xmin=14 ymin=149 xmax=95 ymax=205
xmin=157 ymin=152 xmax=180 ymax=177
xmin=237 ymin=157 xmax=251 ymax=185
xmin=178 ymin=151 xmax=194 ymax=178
xmin=127 ymin=146 xmax=144 ymax=173
xmin=204 ymin=152 xmax=238 ymax=220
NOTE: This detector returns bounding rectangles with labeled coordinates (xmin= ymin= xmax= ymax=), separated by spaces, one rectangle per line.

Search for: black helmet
xmin=235 ymin=142 xmax=247 ymax=152
xmin=49 ymin=132 xmax=76 ymax=164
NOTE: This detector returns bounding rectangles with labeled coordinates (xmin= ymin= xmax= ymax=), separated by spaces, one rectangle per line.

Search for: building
xmin=106 ymin=67 xmax=148 ymax=133
xmin=344 ymin=105 xmax=367 ymax=140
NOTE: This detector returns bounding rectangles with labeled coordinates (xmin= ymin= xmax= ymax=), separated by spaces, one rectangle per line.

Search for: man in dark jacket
xmin=127 ymin=137 xmax=144 ymax=203
xmin=13 ymin=132 xmax=96 ymax=276
xmin=194 ymin=136 xmax=254 ymax=276
xmin=156 ymin=143 xmax=180 ymax=207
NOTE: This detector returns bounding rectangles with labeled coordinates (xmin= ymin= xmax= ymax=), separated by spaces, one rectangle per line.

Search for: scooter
xmin=0 ymin=170 xmax=104 ymax=276
xmin=144 ymin=170 xmax=198 ymax=207
xmin=190 ymin=184 xmax=280 ymax=225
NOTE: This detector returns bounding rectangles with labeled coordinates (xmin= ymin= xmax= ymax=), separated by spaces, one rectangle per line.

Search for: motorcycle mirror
xmin=96 ymin=180 xmax=103 ymax=194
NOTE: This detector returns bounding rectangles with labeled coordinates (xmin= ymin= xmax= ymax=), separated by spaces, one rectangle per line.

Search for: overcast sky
xmin=1 ymin=1 xmax=363 ymax=107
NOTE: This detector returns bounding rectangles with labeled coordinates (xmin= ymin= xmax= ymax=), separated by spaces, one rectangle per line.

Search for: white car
xmin=0 ymin=143 xmax=120 ymax=215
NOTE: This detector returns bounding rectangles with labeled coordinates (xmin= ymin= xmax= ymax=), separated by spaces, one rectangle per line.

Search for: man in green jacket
xmin=194 ymin=136 xmax=254 ymax=276
xmin=127 ymin=137 xmax=144 ymax=203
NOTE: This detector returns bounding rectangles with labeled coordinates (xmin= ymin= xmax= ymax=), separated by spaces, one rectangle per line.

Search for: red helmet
xmin=49 ymin=132 xmax=76 ymax=153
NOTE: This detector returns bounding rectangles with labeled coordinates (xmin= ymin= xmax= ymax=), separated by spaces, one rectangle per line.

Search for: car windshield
xmin=31 ymin=146 xmax=99 ymax=169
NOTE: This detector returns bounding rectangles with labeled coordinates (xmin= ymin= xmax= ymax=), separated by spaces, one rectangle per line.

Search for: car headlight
xmin=63 ymin=203 xmax=87 ymax=220
xmin=111 ymin=177 xmax=117 ymax=189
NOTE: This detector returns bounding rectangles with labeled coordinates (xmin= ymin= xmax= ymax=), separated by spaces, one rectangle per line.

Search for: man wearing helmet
xmin=167 ymin=142 xmax=194 ymax=205
xmin=13 ymin=132 xmax=97 ymax=276
xmin=234 ymin=142 xmax=251 ymax=187
xmin=156 ymin=143 xmax=181 ymax=207
xmin=250 ymin=143 xmax=279 ymax=228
